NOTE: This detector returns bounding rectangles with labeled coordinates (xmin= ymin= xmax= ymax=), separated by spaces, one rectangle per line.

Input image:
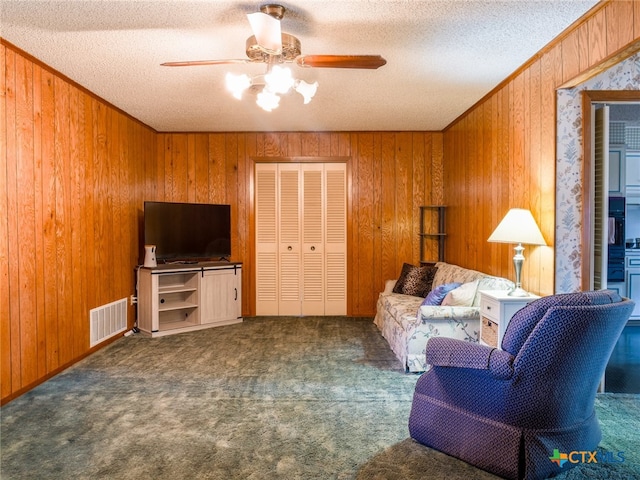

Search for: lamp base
xmin=509 ymin=287 xmax=530 ymax=297
xmin=509 ymin=244 xmax=528 ymax=297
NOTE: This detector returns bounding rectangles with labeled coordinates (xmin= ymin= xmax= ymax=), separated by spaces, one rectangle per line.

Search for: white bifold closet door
xmin=255 ymin=162 xmax=346 ymax=316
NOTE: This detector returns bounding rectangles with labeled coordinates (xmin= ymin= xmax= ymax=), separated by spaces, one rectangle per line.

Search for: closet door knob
xmin=310 ymin=246 xmax=315 ymax=251
xmin=288 ymin=246 xmax=292 ymax=251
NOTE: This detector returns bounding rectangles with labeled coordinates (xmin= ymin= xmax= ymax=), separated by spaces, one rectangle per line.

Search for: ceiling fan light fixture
xmin=295 ymin=80 xmax=318 ymax=104
xmin=246 ymin=12 xmax=282 ymax=55
xmin=225 ymin=72 xmax=252 ymax=99
xmin=163 ymin=4 xmax=386 ymax=114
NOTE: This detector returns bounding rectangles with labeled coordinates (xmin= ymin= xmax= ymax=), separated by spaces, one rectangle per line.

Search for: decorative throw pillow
xmin=421 ymin=282 xmax=462 ymax=306
xmin=392 ymin=263 xmax=415 ymax=294
xmin=392 ymin=263 xmax=438 ymax=297
xmin=403 ymin=265 xmax=438 ymax=297
xmin=441 ymin=280 xmax=479 ymax=307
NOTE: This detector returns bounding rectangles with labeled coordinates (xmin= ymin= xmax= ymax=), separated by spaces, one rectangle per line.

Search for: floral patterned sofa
xmin=373 ymin=262 xmax=514 ymax=372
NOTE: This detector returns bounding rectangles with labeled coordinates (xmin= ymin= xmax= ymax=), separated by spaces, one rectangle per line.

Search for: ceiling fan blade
xmin=161 ymin=59 xmax=252 ymax=67
xmin=247 ymin=11 xmax=282 ymax=54
xmin=295 ymin=55 xmax=387 ymax=69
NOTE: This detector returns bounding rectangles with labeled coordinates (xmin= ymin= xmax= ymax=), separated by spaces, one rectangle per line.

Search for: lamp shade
xmin=488 ymin=208 xmax=546 ymax=246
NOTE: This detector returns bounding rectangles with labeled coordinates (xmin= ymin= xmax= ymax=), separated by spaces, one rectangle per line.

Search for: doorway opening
xmin=582 ymin=91 xmax=640 ymax=305
xmin=583 ymin=91 xmax=640 ymax=394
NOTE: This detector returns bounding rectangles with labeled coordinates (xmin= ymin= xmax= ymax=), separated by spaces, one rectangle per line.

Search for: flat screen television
xmin=143 ymin=201 xmax=231 ymax=262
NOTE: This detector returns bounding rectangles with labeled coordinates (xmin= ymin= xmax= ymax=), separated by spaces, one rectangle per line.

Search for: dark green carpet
xmin=1 ymin=317 xmax=638 ymax=479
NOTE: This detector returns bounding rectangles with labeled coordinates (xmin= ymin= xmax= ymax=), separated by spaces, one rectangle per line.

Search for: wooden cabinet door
xmin=200 ymin=267 xmax=242 ymax=324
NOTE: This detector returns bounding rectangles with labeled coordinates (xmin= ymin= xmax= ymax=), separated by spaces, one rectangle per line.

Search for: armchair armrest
xmin=425 ymin=337 xmax=515 ymax=380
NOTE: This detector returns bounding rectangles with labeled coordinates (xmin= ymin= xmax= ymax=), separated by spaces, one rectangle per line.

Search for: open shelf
xmin=158 ymin=300 xmax=198 ymax=312
xmin=159 ymin=316 xmax=199 ymax=331
xmin=158 ymin=285 xmax=197 ymax=295
xmin=158 ymin=273 xmax=198 ymax=291
xmin=419 ymin=205 xmax=446 ymax=264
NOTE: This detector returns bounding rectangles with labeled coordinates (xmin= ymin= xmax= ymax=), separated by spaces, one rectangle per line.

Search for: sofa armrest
xmin=382 ymin=279 xmax=397 ymax=295
xmin=425 ymin=337 xmax=514 ymax=380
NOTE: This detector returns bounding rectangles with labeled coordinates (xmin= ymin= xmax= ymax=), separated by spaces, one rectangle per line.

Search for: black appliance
xmin=608 ymin=197 xmax=625 ymax=282
xmin=144 ymin=201 xmax=232 ymax=262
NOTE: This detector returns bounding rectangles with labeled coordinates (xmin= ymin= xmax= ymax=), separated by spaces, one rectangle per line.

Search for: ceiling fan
xmin=161 ymin=3 xmax=386 ymax=111
xmin=161 ymin=3 xmax=387 ymax=70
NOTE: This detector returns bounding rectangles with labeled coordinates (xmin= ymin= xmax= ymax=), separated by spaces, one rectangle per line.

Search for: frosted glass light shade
xmin=225 ymin=72 xmax=251 ymax=100
xmin=264 ymin=66 xmax=294 ymax=94
xmin=256 ymin=89 xmax=280 ymax=112
xmin=488 ymin=209 xmax=546 ymax=246
xmin=295 ymin=80 xmax=318 ymax=104
xmin=247 ymin=12 xmax=282 ymax=54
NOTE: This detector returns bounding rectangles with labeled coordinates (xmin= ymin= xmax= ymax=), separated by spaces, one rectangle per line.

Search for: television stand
xmin=137 ymin=262 xmax=242 ymax=337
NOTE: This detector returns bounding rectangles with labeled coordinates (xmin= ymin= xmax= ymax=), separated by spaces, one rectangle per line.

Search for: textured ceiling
xmin=1 ymin=0 xmax=600 ymax=132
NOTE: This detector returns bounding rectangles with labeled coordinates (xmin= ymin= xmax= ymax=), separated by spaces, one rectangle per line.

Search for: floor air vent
xmin=90 ymin=298 xmax=127 ymax=347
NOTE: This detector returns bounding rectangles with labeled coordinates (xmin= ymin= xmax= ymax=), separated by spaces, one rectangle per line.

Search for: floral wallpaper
xmin=556 ymin=53 xmax=640 ymax=293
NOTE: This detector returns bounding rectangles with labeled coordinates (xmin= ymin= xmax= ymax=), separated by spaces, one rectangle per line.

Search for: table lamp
xmin=488 ymin=208 xmax=546 ymax=297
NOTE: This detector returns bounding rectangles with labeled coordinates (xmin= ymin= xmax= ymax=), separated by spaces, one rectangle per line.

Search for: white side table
xmin=479 ymin=290 xmax=540 ymax=349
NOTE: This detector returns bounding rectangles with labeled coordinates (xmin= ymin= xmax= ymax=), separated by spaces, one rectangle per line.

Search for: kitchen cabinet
xmin=625 ymin=150 xmax=640 ymax=194
xmin=607 ymin=282 xmax=626 ymax=297
xmin=626 ymin=255 xmax=640 ymax=320
xmin=609 ymin=146 xmax=625 ymax=195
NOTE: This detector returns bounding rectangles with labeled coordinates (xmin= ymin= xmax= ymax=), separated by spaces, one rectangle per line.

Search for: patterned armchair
xmin=408 ymin=290 xmax=634 ymax=480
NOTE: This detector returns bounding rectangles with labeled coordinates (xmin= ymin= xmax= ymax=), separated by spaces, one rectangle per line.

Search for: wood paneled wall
xmin=153 ymin=132 xmax=443 ymax=317
xmin=1 ymin=44 xmax=156 ymax=404
xmin=1 ymin=42 xmax=442 ymax=403
xmin=443 ymin=0 xmax=640 ymax=296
